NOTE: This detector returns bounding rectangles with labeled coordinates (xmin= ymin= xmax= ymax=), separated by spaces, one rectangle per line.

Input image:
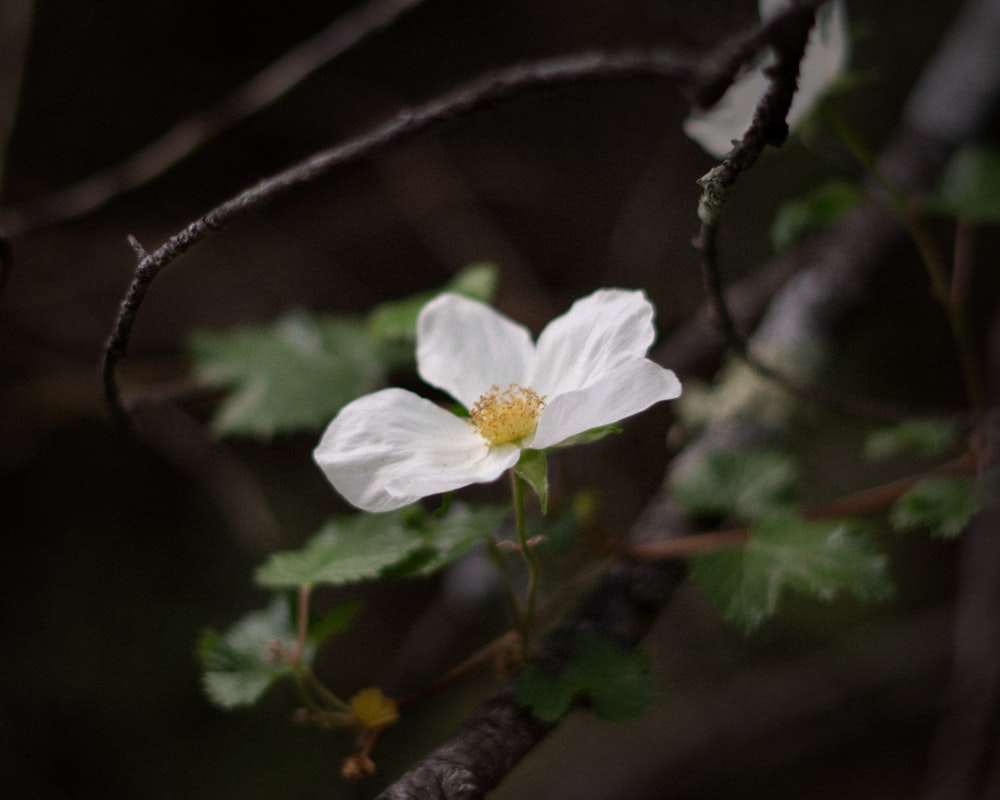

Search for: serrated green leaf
xmin=385 ymin=502 xmax=507 ymax=578
xmin=190 ymin=310 xmax=386 ymax=437
xmin=571 ymin=637 xmax=655 ymax=721
xmin=516 ymin=636 xmax=655 ymax=722
xmin=865 ymin=419 xmax=958 ymax=461
xmin=366 ymin=263 xmax=499 ymax=342
xmin=891 ymin=474 xmax=992 ymax=539
xmin=515 ymin=449 xmax=548 ymax=514
xmin=672 ymin=449 xmax=797 ymax=522
xmin=771 ymin=181 xmax=865 ymax=252
xmin=931 ymin=146 xmax=1000 ymax=223
xmin=198 ymin=596 xmax=299 ymax=709
xmin=255 ymin=512 xmax=423 ymax=589
xmin=691 ymin=516 xmax=892 ymax=633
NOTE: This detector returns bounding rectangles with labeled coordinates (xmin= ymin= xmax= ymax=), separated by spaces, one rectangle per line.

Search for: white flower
xmin=314 ymin=289 xmax=681 ymax=512
xmin=684 ymin=0 xmax=849 ymax=158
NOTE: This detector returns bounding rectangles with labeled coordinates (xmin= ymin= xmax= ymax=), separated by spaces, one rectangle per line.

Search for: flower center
xmin=469 ymin=383 xmax=545 ymax=445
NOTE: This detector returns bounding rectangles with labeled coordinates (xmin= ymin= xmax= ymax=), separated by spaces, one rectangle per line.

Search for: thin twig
xmin=396 ymin=630 xmax=521 ymax=713
xmin=628 ymin=453 xmax=975 ymax=562
xmin=0 ymin=0 xmax=427 ymax=237
xmin=100 ymin=48 xmax=695 ymax=428
xmin=628 ymin=528 xmax=749 ymax=560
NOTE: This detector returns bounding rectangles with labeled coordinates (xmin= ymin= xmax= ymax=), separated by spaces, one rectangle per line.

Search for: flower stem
xmin=511 ymin=470 xmax=540 ymax=635
xmin=485 ymin=538 xmax=524 ymax=624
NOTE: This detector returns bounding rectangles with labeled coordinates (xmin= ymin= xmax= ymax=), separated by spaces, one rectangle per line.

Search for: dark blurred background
xmin=0 ymin=1 xmax=991 ymax=798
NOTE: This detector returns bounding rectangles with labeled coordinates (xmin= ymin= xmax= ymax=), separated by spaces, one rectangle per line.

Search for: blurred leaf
xmin=672 ymin=449 xmax=797 ymax=522
xmin=256 ymin=512 xmax=422 ymax=589
xmin=931 ymin=146 xmax=1000 ymax=223
xmin=385 ymin=502 xmax=506 ymax=578
xmin=516 ymin=636 xmax=655 ymax=722
xmin=534 ymin=504 xmax=580 ymax=551
xmin=865 ymin=419 xmax=959 ymax=461
xmin=516 ymin=667 xmax=577 ymax=722
xmin=366 ymin=263 xmax=498 ymax=342
xmin=770 ymin=181 xmax=865 ymax=252
xmin=891 ymin=474 xmax=994 ymax=539
xmin=198 ymin=596 xmax=300 ymax=709
xmin=190 ymin=266 xmax=498 ymax=437
xmin=691 ymin=515 xmax=892 ymax=633
xmin=309 ymin=600 xmax=362 ymax=649
xmin=515 ymin=449 xmax=549 ymax=514
xmin=191 ymin=310 xmax=385 ymax=437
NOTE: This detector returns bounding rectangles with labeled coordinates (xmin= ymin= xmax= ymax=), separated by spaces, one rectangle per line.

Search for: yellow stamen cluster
xmin=469 ymin=383 xmax=546 ymax=445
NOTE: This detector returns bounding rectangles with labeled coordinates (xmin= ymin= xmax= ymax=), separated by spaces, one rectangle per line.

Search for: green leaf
xmin=549 ymin=424 xmax=622 ymax=449
xmin=309 ymin=600 xmax=362 ymax=649
xmin=255 ymin=512 xmax=424 ymax=589
xmin=865 ymin=419 xmax=958 ymax=461
xmin=691 ymin=515 xmax=892 ymax=633
xmin=891 ymin=474 xmax=993 ymax=539
xmin=515 ymin=449 xmax=549 ymax=514
xmin=516 ymin=636 xmax=655 ymax=722
xmin=672 ymin=449 xmax=797 ymax=522
xmin=931 ymin=146 xmax=1000 ymax=223
xmin=385 ymin=502 xmax=507 ymax=578
xmin=515 ymin=667 xmax=578 ymax=722
xmin=770 ymin=181 xmax=865 ymax=252
xmin=190 ymin=310 xmax=386 ymax=437
xmin=198 ymin=596 xmax=300 ymax=709
xmin=366 ymin=263 xmax=498 ymax=342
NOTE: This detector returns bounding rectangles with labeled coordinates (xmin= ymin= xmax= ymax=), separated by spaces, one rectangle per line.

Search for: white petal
xmin=530 ymin=359 xmax=681 ymax=450
xmin=532 ymin=289 xmax=657 ymax=399
xmin=685 ymin=0 xmax=849 ymax=159
xmin=758 ymin=0 xmax=786 ymax=19
xmin=683 ymin=71 xmax=769 ymax=158
xmin=789 ymin=0 xmax=849 ymax=130
xmin=417 ymin=293 xmax=535 ymax=409
xmin=314 ymin=388 xmax=520 ymax=512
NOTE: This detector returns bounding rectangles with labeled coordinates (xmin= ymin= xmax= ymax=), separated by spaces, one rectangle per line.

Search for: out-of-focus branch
xmin=0 ymin=0 xmax=33 ymax=300
xmin=0 ymin=0 xmax=425 ymax=238
xmin=0 ymin=0 xmax=32 ymax=200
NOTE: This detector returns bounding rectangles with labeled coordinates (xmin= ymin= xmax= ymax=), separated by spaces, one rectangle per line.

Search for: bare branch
xmin=100 ymin=48 xmax=695 ymax=428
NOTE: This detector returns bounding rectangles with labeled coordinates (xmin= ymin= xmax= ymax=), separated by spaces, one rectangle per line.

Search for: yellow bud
xmin=349 ymin=687 xmax=399 ymax=730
